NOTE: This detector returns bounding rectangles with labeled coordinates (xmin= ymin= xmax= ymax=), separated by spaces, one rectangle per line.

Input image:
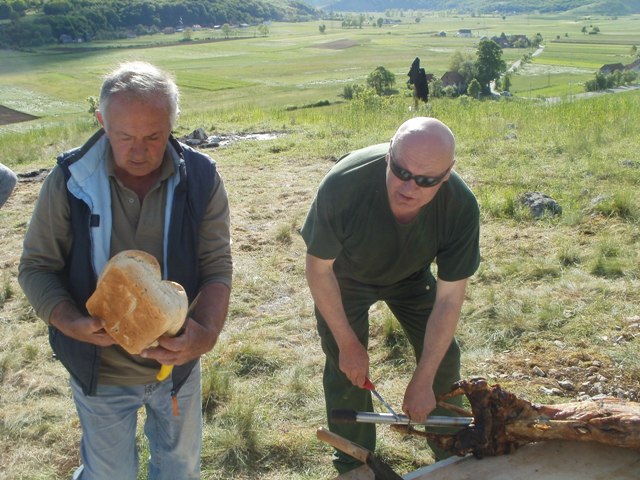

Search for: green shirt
xmin=301 ymin=143 xmax=480 ymax=285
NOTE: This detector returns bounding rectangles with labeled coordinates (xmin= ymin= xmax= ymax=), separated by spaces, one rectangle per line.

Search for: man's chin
xmin=393 ymin=192 xmax=418 ymax=207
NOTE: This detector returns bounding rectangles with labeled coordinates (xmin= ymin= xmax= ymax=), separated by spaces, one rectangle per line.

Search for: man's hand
xmin=49 ymin=300 xmax=115 ymax=347
xmin=401 ymin=277 xmax=469 ymax=423
xmin=402 ymin=378 xmax=436 ymax=423
xmin=141 ymin=317 xmax=219 ymax=366
xmin=142 ymin=281 xmax=229 ymax=366
xmin=305 ymin=254 xmax=370 ymax=386
xmin=338 ymin=338 xmax=370 ymax=388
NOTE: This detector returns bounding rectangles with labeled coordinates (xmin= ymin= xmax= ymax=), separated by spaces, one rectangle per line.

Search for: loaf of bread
xmin=86 ymin=250 xmax=188 ymax=355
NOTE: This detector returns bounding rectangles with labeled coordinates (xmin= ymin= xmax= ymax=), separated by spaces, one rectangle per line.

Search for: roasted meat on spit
xmin=391 ymin=377 xmax=640 ymax=458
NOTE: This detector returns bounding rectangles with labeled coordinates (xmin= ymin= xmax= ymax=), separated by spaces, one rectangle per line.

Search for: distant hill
xmin=0 ymin=0 xmax=321 ymax=49
xmin=306 ymin=0 xmax=640 ymax=15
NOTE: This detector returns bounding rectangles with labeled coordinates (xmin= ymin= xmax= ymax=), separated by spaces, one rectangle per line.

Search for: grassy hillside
xmin=309 ymin=0 xmax=640 ymax=15
xmin=1 ymin=15 xmax=639 ymax=480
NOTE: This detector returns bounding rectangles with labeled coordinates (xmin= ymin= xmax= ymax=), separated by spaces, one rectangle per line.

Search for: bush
xmin=585 ymin=69 xmax=637 ymax=92
xmin=366 ymin=66 xmax=395 ymax=96
xmin=342 ymin=83 xmax=365 ymax=100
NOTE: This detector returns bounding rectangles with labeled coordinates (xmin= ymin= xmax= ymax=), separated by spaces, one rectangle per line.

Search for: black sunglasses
xmin=388 ymin=151 xmax=454 ymax=188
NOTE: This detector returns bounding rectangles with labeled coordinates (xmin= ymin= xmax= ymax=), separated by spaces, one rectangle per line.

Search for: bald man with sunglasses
xmin=301 ymin=117 xmax=480 ymax=474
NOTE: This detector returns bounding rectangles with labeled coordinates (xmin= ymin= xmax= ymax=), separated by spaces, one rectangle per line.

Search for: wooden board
xmin=332 ymin=465 xmax=374 ymax=480
xmin=334 ymin=441 xmax=640 ymax=480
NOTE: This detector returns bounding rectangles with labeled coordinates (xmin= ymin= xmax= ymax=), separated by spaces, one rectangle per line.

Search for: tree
xmin=428 ymin=78 xmax=443 ymax=98
xmin=532 ymin=33 xmax=543 ymax=47
xmin=0 ymin=3 xmax=12 ymax=20
xmin=43 ymin=0 xmax=71 ymax=15
xmin=86 ymin=96 xmax=99 ymax=126
xmin=318 ymin=23 xmax=325 ymax=33
xmin=366 ymin=66 xmax=395 ymax=95
xmin=221 ymin=23 xmax=231 ymax=39
xmin=342 ymin=83 xmax=365 ymax=100
xmin=502 ymin=73 xmax=511 ymax=92
xmin=10 ymin=0 xmax=26 ymax=16
xmin=376 ymin=17 xmax=383 ymax=28
xmin=468 ymin=78 xmax=481 ymax=98
xmin=450 ymin=50 xmax=476 ymax=86
xmin=475 ymin=39 xmax=506 ymax=95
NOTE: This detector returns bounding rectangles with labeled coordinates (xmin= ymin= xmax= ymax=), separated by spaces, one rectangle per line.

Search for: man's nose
xmin=130 ymin=140 xmax=146 ymax=156
xmin=399 ymin=177 xmax=419 ymax=191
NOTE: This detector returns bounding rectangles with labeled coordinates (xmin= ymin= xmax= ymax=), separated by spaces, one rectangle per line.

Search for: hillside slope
xmin=308 ymin=0 xmax=640 ymax=15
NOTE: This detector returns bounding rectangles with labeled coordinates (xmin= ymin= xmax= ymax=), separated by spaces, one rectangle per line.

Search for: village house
xmin=599 ymin=63 xmax=625 ymax=74
xmin=440 ymin=71 xmax=466 ymax=93
xmin=491 ymin=33 xmax=531 ymax=48
xmin=624 ymin=58 xmax=640 ymax=72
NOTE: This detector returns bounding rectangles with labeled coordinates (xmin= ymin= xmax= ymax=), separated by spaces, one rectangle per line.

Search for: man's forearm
xmin=193 ymin=281 xmax=231 ymax=351
xmin=49 ymin=300 xmax=83 ymax=332
xmin=305 ymin=254 xmax=359 ymax=350
xmin=413 ymin=278 xmax=467 ymax=384
xmin=414 ymin=304 xmax=460 ymax=384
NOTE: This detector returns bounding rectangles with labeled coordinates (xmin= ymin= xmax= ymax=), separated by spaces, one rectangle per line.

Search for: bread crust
xmin=86 ymin=250 xmax=188 ymax=354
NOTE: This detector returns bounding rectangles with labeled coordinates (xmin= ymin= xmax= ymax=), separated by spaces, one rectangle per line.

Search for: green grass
xmin=1 ymin=13 xmax=640 ymax=480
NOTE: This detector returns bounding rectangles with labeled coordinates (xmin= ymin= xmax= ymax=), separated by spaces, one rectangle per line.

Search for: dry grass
xmin=1 ymin=88 xmax=640 ymax=478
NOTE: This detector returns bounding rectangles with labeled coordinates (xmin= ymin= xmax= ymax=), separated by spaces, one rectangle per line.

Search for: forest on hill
xmin=308 ymin=0 xmax=640 ymax=15
xmin=0 ymin=0 xmax=319 ymax=48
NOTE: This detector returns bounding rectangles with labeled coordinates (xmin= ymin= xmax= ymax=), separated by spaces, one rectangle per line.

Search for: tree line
xmin=0 ymin=0 xmax=319 ymax=48
xmin=313 ymin=0 xmax=640 ymax=16
xmin=343 ymin=38 xmax=508 ymax=102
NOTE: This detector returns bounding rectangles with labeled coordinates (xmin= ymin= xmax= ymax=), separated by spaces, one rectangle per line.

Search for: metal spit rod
xmin=331 ymin=409 xmax=474 ymax=428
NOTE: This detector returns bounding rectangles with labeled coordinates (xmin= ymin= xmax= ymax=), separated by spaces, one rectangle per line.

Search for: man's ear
xmin=443 ymin=159 xmax=456 ymax=182
xmin=96 ymin=110 xmax=105 ymax=129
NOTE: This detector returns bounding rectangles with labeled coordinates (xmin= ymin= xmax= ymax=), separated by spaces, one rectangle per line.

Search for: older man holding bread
xmin=19 ymin=61 xmax=232 ymax=480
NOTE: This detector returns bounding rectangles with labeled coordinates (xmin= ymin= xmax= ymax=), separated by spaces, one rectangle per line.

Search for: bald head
xmin=391 ymin=117 xmax=455 ymax=167
xmin=385 ymin=117 xmax=457 ymax=222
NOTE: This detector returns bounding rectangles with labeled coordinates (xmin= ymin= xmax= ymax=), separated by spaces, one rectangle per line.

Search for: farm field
xmin=1 ymin=13 xmax=639 ymax=480
xmin=1 ymin=13 xmax=639 ymax=122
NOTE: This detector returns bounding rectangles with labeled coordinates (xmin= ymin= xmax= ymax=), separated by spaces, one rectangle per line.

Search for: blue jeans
xmin=70 ymin=362 xmax=202 ymax=480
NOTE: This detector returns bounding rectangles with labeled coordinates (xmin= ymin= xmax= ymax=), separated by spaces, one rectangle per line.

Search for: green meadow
xmin=1 ymin=13 xmax=638 ymax=118
xmin=0 ymin=13 xmax=639 ymax=480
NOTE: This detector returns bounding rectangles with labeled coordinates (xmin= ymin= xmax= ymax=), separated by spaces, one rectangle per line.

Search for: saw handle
xmin=363 ymin=377 xmax=376 ymax=391
xmin=316 ymin=427 xmax=369 ymax=464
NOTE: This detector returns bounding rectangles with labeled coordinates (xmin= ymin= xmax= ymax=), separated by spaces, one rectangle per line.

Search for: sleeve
xmin=0 ymin=163 xmax=18 ymax=208
xmin=300 ymin=177 xmax=345 ymax=260
xmin=18 ymin=167 xmax=76 ymax=323
xmin=197 ymin=170 xmax=233 ymax=289
xmin=435 ymin=185 xmax=481 ymax=282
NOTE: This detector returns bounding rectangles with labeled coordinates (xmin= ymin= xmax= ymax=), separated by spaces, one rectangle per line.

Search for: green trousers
xmin=316 ymin=268 xmax=462 ymax=474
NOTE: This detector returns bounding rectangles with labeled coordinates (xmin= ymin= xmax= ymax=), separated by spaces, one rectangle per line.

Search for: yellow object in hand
xmin=157 ymin=364 xmax=174 ymax=381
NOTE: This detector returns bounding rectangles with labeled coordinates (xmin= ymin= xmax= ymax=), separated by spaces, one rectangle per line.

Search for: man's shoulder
xmin=445 ymin=171 xmax=476 ymax=199
xmin=177 ymin=141 xmax=216 ymax=165
xmin=324 ymin=143 xmax=388 ymax=184
xmin=336 ymin=143 xmax=388 ymax=166
xmin=439 ymin=171 xmax=479 ymax=218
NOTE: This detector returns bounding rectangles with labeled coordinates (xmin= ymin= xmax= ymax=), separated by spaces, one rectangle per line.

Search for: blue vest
xmin=51 ymin=130 xmax=216 ymax=396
